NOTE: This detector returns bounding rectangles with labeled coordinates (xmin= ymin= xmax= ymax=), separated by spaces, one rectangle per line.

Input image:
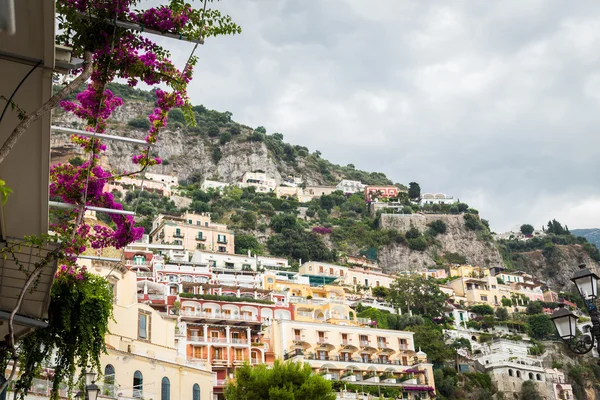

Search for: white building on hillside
xmin=237 ymin=171 xmax=277 ymax=193
xmin=336 ymin=180 xmax=365 ymax=194
xmin=419 ymin=193 xmax=455 ymax=206
xmin=201 ymin=179 xmax=228 ymax=191
xmin=145 ymin=172 xmax=179 ymax=187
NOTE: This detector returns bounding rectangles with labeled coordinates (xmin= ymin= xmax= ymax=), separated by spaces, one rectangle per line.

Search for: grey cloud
xmin=142 ymin=0 xmax=600 ymax=231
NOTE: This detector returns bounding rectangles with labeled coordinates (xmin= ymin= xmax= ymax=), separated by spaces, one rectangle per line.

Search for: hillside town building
xmin=150 ymin=212 xmax=235 ymax=254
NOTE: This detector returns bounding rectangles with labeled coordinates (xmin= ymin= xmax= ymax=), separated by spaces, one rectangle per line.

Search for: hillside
xmin=51 ymin=83 xmax=396 ymax=188
xmin=50 ymin=83 xmax=600 ymax=284
xmin=572 ymin=228 xmax=600 ymax=250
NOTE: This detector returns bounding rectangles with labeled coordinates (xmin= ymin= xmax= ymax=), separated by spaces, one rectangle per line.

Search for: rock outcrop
xmin=377 ymin=214 xmax=503 ymax=273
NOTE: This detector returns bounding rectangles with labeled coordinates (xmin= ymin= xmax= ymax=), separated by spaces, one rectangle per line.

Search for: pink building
xmin=364 ymin=186 xmax=400 ymax=202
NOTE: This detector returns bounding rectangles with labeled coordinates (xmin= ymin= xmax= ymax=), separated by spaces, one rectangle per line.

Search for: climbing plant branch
xmin=0 ymin=51 xmax=93 ymax=165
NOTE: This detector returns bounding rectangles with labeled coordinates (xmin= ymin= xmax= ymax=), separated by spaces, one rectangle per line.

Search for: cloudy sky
xmin=146 ymin=0 xmax=600 ymax=232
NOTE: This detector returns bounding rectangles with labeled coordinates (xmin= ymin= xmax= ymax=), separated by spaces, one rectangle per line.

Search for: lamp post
xmin=75 ymin=370 xmax=99 ymax=400
xmin=551 ymin=264 xmax=600 ymax=355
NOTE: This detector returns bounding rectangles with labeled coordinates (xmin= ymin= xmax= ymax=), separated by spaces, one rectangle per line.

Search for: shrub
xmin=405 ymin=227 xmax=421 ymax=239
xmin=207 ymin=122 xmax=220 ymax=137
xmin=127 ymin=116 xmax=150 ymax=130
xmin=428 ymin=219 xmax=447 ymax=235
xmin=407 ymin=237 xmax=427 ymax=251
xmin=470 ymin=304 xmax=494 ymax=315
xmin=212 ymin=147 xmax=222 ymax=163
xmin=219 ymin=131 xmax=232 ymax=145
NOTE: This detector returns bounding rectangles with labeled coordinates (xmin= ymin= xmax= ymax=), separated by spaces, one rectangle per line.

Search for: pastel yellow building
xmin=92 ymin=260 xmax=215 ymax=400
xmin=449 ymin=265 xmax=490 ymax=278
xmin=150 ymin=212 xmax=235 ymax=254
xmin=267 ymin=319 xmax=435 ymax=399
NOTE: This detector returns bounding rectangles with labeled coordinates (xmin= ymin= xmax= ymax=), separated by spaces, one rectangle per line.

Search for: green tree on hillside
xmin=225 ymin=361 xmax=335 ymax=400
xmin=520 ymin=380 xmax=542 ymax=400
xmin=407 ymin=322 xmax=454 ymax=365
xmin=520 ymin=224 xmax=534 ymax=235
xmin=408 ymin=182 xmax=421 ymax=200
xmin=389 ymin=275 xmax=448 ymax=317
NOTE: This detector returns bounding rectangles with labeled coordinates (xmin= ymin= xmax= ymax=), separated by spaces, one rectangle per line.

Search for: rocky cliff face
xmin=377 ymin=214 xmax=503 ymax=273
xmin=51 ymin=102 xmax=331 ymax=185
xmin=507 ymin=245 xmax=600 ymax=290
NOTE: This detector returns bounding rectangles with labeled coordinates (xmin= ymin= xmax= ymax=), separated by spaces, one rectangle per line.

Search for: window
xmin=480 ymin=296 xmax=488 ymax=301
xmin=516 ymin=371 xmax=521 ymax=378
xmin=218 ymin=246 xmax=226 ymax=253
xmin=138 ymin=311 xmax=151 ymax=340
xmin=205 ymin=222 xmax=209 ymax=227
xmin=161 ymin=377 xmax=170 ymax=400
xmin=196 ymin=221 xmax=201 ymax=225
xmin=175 ymin=228 xmax=182 ymax=237
xmin=353 ymin=277 xmax=358 ymax=285
xmin=376 ymin=281 xmax=380 ymax=287
xmin=104 ymin=364 xmax=115 ymax=385
xmin=197 ymin=232 xmax=204 ymax=240
xmin=536 ymin=374 xmax=541 ymax=381
xmin=329 ymin=268 xmax=334 ymax=275
xmin=294 ymin=329 xmax=301 ymax=341
xmin=188 ymin=219 xmax=192 ymax=224
xmin=133 ymin=371 xmax=143 ymax=398
xmin=364 ymin=279 xmax=369 ymax=286
xmin=340 ymin=270 xmax=344 ymax=276
xmin=529 ymin=373 xmax=534 ymax=380
xmin=508 ymin=369 xmax=513 ymax=377
xmin=341 ymin=333 xmax=348 ymax=344
xmin=192 ymin=384 xmax=200 ymax=400
xmin=235 ymin=348 xmax=243 ymax=360
xmin=133 ymin=255 xmax=146 ymax=265
xmin=174 ymin=240 xmax=182 ymax=245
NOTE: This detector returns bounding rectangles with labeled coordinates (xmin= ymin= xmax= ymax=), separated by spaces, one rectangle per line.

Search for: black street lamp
xmin=551 ymin=264 xmax=600 ymax=355
xmin=75 ymin=370 xmax=99 ymax=400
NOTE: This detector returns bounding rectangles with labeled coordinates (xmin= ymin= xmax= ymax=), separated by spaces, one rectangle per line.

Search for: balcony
xmin=290 ymin=353 xmax=414 ymax=367
xmin=135 ymin=271 xmax=153 ymax=277
xmin=173 ymin=232 xmax=184 ymax=238
xmin=211 ymin=358 xmax=228 ymax=367
xmin=188 ymin=336 xmax=250 ymax=346
xmin=180 ymin=309 xmax=261 ymax=324
xmin=217 ymin=238 xmax=228 ymax=244
xmin=196 ymin=235 xmax=206 ymax=241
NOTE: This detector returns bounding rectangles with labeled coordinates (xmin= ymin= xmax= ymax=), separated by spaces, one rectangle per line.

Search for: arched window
xmin=161 ymin=377 xmax=170 ymax=400
xmin=133 ymin=371 xmax=143 ymax=398
xmin=104 ymin=364 xmax=115 ymax=384
xmin=516 ymin=371 xmax=521 ymax=378
xmin=508 ymin=369 xmax=513 ymax=377
xmin=193 ymin=384 xmax=200 ymax=400
xmin=536 ymin=374 xmax=542 ymax=381
xmin=529 ymin=373 xmax=534 ymax=380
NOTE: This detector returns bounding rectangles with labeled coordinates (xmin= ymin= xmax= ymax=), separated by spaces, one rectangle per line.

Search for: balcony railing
xmin=360 ymin=340 xmax=371 ymax=347
xmin=196 ymin=236 xmax=206 ymax=241
xmin=135 ymin=271 xmax=153 ymax=277
xmin=296 ymin=311 xmax=313 ymax=317
xmin=180 ymin=309 xmax=260 ymax=322
xmin=173 ymin=232 xmax=184 ymax=238
xmin=289 ymin=353 xmax=413 ymax=366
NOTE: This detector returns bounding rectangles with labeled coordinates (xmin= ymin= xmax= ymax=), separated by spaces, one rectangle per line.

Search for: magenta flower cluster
xmin=129 ymin=5 xmax=192 ymax=33
xmin=56 ymin=264 xmax=87 ymax=281
xmin=51 ymin=0 xmax=204 ymax=272
xmin=312 ymin=226 xmax=333 ymax=235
